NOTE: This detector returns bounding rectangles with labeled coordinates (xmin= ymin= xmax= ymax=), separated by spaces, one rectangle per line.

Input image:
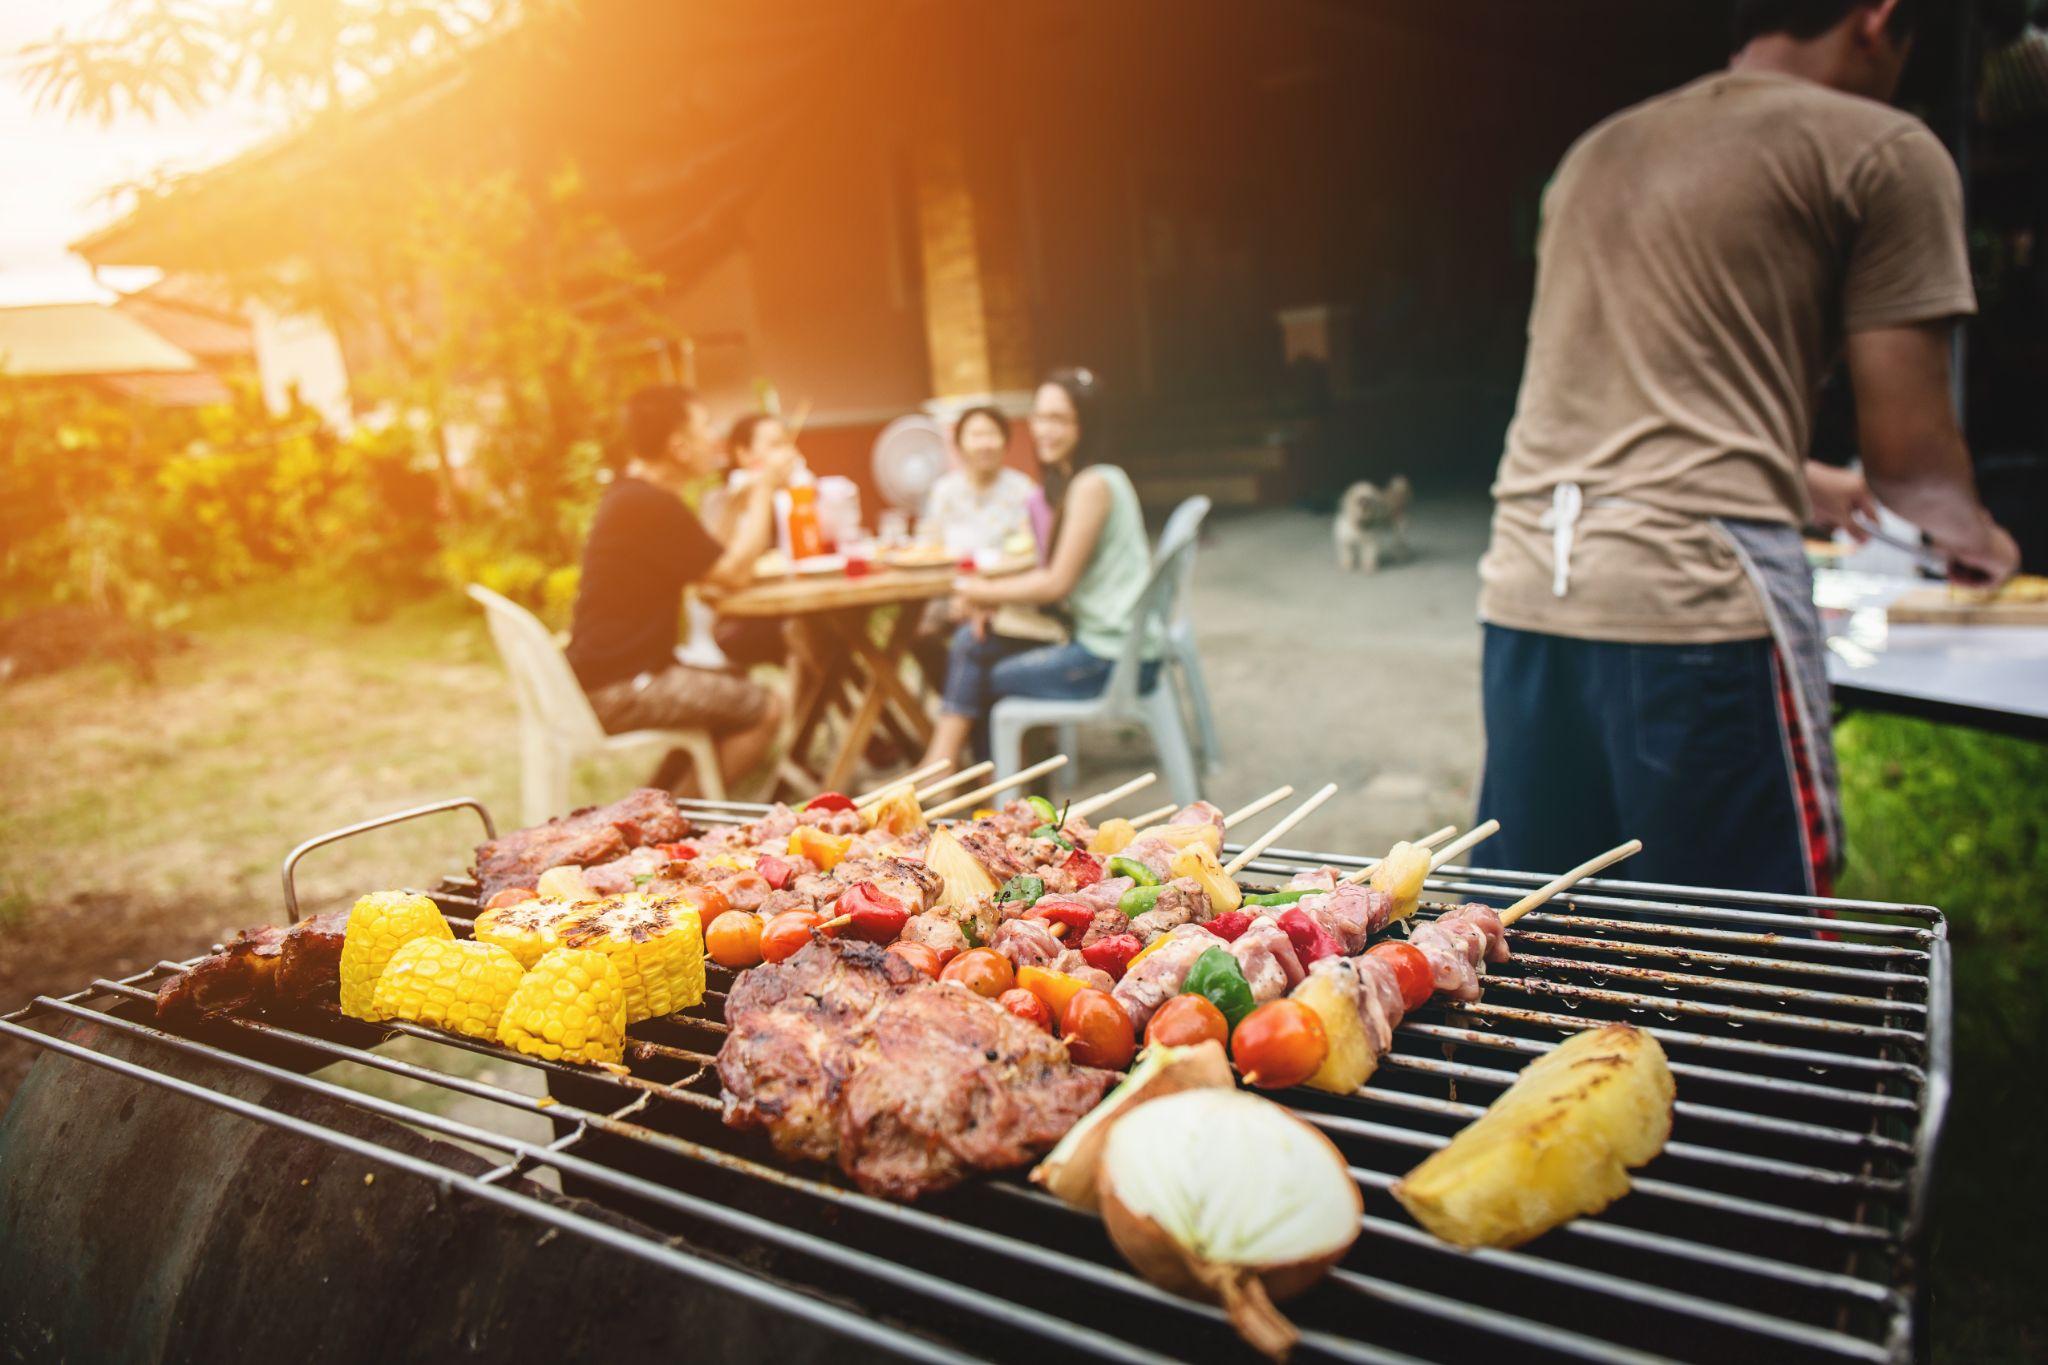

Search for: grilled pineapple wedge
xmin=1293 ymin=960 xmax=1379 ymax=1094
xmin=1369 ymin=841 xmax=1432 ymax=923
xmin=1169 ymin=842 xmax=1242 ymax=915
xmin=925 ymin=828 xmax=999 ymax=908
xmin=1393 ymin=1024 xmax=1674 ymax=1248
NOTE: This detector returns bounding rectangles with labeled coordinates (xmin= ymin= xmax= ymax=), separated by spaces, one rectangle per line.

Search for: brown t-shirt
xmin=1479 ymin=70 xmax=1976 ymax=643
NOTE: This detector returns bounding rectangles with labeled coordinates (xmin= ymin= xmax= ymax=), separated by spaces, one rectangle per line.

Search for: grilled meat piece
xmin=1129 ymin=878 xmax=1209 ymax=941
xmin=1227 ymin=914 xmax=1307 ymax=1002
xmin=472 ymin=789 xmax=686 ymax=901
xmin=274 ymin=909 xmax=350 ymax=1004
xmin=988 ymin=918 xmax=1063 ymax=971
xmin=1409 ymin=904 xmax=1509 ymax=1004
xmin=899 ymin=911 xmax=971 ymax=958
xmin=1112 ymin=924 xmax=1219 ymax=1032
xmin=580 ymin=845 xmax=677 ymax=896
xmin=718 ymin=938 xmax=1115 ymax=1200
xmin=156 ymin=925 xmax=289 ymax=1023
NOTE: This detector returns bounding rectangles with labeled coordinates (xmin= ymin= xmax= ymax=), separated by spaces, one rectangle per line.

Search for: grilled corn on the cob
xmin=497 ymin=947 xmax=628 ymax=1065
xmin=555 ymin=893 xmax=704 ymax=1023
xmin=338 ymin=891 xmax=453 ymax=1019
xmin=473 ymin=895 xmax=581 ymax=968
xmin=365 ymin=937 xmax=527 ymax=1039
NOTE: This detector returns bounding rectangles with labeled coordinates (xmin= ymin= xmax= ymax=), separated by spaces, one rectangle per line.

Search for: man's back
xmin=1481 ymin=69 xmax=1973 ymax=642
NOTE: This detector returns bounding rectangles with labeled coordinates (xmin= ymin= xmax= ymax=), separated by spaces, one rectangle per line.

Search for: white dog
xmin=1334 ymin=476 xmax=1411 ymax=573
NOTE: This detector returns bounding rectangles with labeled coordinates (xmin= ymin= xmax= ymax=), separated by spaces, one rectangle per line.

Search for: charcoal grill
xmin=0 ymin=794 xmax=1949 ymax=1364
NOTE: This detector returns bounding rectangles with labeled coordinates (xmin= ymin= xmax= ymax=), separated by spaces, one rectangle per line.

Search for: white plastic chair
xmin=1156 ymin=495 xmax=1221 ymax=775
xmin=466 ymin=584 xmax=724 ymax=824
xmin=988 ymin=498 xmax=1209 ymax=808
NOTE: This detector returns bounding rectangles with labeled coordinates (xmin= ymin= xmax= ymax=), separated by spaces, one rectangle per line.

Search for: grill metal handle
xmin=280 ymin=797 xmax=496 ymax=923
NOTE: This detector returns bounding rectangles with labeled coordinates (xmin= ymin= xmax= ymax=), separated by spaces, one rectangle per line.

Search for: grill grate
xmin=0 ymin=797 xmax=1949 ymax=1364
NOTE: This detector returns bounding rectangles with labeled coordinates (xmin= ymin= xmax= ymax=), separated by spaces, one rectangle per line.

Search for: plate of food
xmin=882 ymin=544 xmax=961 ymax=571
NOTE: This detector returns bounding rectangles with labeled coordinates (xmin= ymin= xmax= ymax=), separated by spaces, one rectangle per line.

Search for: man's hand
xmin=1941 ymin=518 xmax=2020 ymax=589
xmin=1803 ymin=462 xmax=1878 ymax=541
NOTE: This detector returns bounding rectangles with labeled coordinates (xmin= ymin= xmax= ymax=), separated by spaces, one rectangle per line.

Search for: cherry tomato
xmin=689 ymin=884 xmax=733 ymax=929
xmin=1060 ymin=988 xmax=1137 ymax=1070
xmin=1230 ymin=998 xmax=1328 ymax=1090
xmin=885 ymin=941 xmax=943 ymax=980
xmin=705 ymin=911 xmax=765 ymax=969
xmin=759 ymin=910 xmax=824 ymax=964
xmin=997 ymin=988 xmax=1053 ymax=1031
xmin=939 ymin=947 xmax=1015 ymax=1000
xmin=483 ymin=887 xmax=538 ymax=910
xmin=1367 ymin=940 xmax=1435 ymax=1013
xmin=1144 ymin=993 xmax=1229 ymax=1050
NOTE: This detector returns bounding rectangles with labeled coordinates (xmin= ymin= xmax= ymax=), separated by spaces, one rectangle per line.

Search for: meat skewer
xmin=925 ymin=755 xmax=1073 ymax=818
xmin=1288 ymin=839 xmax=1644 ymax=1095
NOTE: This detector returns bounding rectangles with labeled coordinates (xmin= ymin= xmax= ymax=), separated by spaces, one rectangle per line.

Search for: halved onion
xmin=1098 ymin=1089 xmax=1360 ymax=1360
xmin=1031 ymin=1041 xmax=1232 ymax=1209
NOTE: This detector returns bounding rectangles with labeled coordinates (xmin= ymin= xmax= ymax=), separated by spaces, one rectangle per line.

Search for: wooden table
xmin=710 ymin=557 xmax=1030 ymax=792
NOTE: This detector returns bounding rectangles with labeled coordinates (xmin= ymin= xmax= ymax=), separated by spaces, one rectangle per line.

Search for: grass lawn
xmin=0 ymin=584 xmax=2041 ymax=1359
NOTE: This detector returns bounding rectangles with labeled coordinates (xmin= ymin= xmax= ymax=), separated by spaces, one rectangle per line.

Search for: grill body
xmin=0 ymin=797 xmax=1950 ymax=1365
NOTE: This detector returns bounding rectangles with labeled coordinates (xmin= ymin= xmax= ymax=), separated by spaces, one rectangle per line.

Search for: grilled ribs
xmin=472 ymin=788 xmax=688 ymax=901
xmin=718 ymin=938 xmax=1116 ymax=1200
xmin=156 ymin=909 xmax=350 ymax=1023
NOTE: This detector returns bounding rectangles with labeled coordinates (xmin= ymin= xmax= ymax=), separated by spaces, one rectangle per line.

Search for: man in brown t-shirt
xmin=1475 ymin=0 xmax=2018 ymax=895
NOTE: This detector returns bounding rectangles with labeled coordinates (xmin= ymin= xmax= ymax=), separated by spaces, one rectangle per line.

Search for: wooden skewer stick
xmin=816 ymin=913 xmax=853 ymax=933
xmin=1500 ymin=839 xmax=1642 ymax=927
xmin=1127 ymin=803 xmax=1179 ymax=829
xmin=1222 ymin=786 xmax=1294 ymax=829
xmin=1069 ymin=772 xmax=1158 ymax=821
xmin=1222 ymin=783 xmax=1340 ymax=876
xmin=1341 ymin=822 xmax=1472 ymax=885
xmin=854 ymin=760 xmax=950 ymax=807
xmin=1427 ymin=819 xmax=1501 ymax=872
xmin=925 ymin=755 xmax=1072 ymax=818
xmin=913 ymin=760 xmax=995 ymax=802
xmin=1049 ymin=923 xmax=1069 ymax=939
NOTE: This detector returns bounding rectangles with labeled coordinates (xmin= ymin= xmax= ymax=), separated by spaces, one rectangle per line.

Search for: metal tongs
xmin=1849 ymin=512 xmax=1948 ymax=578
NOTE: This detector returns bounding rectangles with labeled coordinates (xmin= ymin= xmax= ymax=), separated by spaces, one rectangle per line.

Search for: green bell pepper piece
xmin=1025 ymin=795 xmax=1059 ymax=824
xmin=1030 ymin=822 xmax=1075 ymax=851
xmin=1118 ymin=885 xmax=1165 ymax=916
xmin=1243 ymin=889 xmax=1310 ymax=907
xmin=995 ymin=874 xmax=1045 ymax=908
xmin=1182 ymin=947 xmax=1256 ymax=1033
xmin=1107 ymin=855 xmax=1160 ymax=887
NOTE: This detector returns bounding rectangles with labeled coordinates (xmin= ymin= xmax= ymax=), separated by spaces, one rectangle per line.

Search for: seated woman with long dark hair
xmin=921 ymin=368 xmax=1156 ymax=766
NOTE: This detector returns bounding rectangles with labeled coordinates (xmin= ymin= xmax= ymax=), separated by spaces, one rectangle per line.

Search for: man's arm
xmin=1845 ymin=323 xmax=2018 ymax=586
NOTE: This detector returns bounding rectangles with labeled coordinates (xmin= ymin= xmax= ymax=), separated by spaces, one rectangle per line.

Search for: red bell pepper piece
xmin=1080 ymin=932 xmax=1142 ymax=982
xmin=1026 ymin=899 xmax=1094 ymax=935
xmin=1203 ymin=910 xmax=1256 ymax=942
xmin=755 ymin=854 xmax=796 ymax=891
xmin=656 ymin=842 xmax=699 ymax=862
xmin=804 ymin=792 xmax=858 ymax=813
xmin=1060 ymin=849 xmax=1105 ymax=888
xmin=828 ymin=882 xmax=908 ymax=942
xmin=1277 ymin=906 xmax=1343 ymax=965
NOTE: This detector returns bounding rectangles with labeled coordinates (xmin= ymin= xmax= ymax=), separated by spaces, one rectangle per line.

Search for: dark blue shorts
xmin=940 ymin=627 xmax=1159 ymax=762
xmin=1476 ymin=623 xmax=1812 ymax=897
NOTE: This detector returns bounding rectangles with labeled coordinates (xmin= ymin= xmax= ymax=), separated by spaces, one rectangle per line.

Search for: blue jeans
xmin=1477 ymin=623 xmax=1811 ymax=896
xmin=940 ymin=628 xmax=1159 ymax=762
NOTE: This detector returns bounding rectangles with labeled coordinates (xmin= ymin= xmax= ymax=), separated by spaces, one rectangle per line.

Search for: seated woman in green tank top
xmin=921 ymin=368 xmax=1160 ymax=768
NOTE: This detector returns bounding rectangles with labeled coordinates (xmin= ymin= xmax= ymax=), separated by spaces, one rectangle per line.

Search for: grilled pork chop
xmin=718 ymin=938 xmax=1116 ymax=1200
xmin=472 ymin=788 xmax=688 ymax=900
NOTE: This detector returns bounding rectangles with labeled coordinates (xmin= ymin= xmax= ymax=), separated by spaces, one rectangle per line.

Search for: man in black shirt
xmin=565 ymin=385 xmax=789 ymax=793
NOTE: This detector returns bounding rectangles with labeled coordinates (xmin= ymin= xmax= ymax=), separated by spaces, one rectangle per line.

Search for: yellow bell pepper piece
xmin=787 ymin=826 xmax=852 ymax=871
